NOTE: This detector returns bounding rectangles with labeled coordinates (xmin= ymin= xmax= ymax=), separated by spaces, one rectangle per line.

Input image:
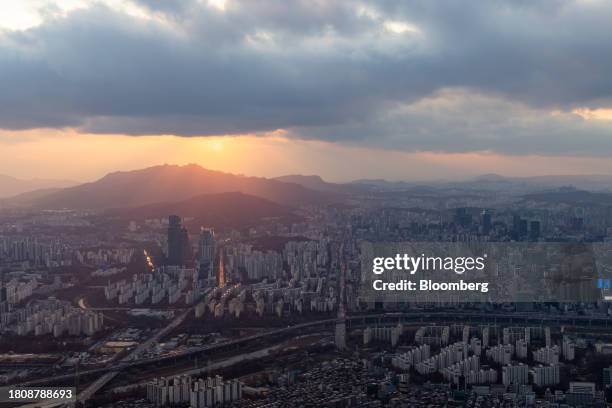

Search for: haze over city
xmin=4 ymin=2 xmax=612 ymax=407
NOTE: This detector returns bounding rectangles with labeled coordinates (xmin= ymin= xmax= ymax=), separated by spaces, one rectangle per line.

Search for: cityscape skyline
xmin=4 ymin=173 xmax=612 ymax=406
xmin=3 ymin=1 xmax=612 ymax=406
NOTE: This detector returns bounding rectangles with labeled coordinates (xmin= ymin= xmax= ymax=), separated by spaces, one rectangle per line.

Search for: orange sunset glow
xmin=4 ymin=127 xmax=612 ymax=183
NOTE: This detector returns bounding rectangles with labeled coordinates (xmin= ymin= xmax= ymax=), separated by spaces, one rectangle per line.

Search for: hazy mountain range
xmin=1 ymin=164 xmax=342 ymax=209
xmin=0 ymin=174 xmax=77 ymax=198
xmin=273 ymin=174 xmax=365 ymax=194
xmin=3 ymin=165 xmax=612 ymax=213
xmin=349 ymin=174 xmax=612 ymax=193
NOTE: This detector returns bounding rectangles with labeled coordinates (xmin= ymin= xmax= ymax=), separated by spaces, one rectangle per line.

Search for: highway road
xmin=76 ymin=304 xmax=194 ymax=403
xmin=15 ymin=310 xmax=612 ymax=406
xmin=18 ymin=303 xmax=194 ymax=408
xmin=108 ymin=335 xmax=325 ymax=395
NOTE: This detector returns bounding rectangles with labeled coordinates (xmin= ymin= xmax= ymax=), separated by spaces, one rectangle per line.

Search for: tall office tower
xmin=455 ymin=208 xmax=472 ymax=228
xmin=167 ymin=215 xmax=189 ymax=265
xmin=513 ymin=215 xmax=528 ymax=240
xmin=197 ymin=228 xmax=215 ymax=287
xmin=335 ymin=250 xmax=347 ymax=351
xmin=481 ymin=210 xmax=492 ymax=235
xmin=529 ymin=220 xmax=541 ymax=241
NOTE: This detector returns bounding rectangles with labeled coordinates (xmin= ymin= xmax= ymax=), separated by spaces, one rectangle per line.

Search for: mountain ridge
xmin=17 ymin=164 xmax=341 ymax=209
xmin=0 ymin=174 xmax=77 ymax=198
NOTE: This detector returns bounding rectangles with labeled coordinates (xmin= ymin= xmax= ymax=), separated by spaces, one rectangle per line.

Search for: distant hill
xmin=109 ymin=192 xmax=297 ymax=229
xmin=350 ymin=179 xmax=422 ymax=191
xmin=274 ymin=174 xmax=363 ymax=194
xmin=25 ymin=164 xmax=342 ymax=209
xmin=0 ymin=188 xmax=64 ymax=207
xmin=469 ymin=174 xmax=612 ymax=191
xmin=349 ymin=174 xmax=612 ymax=193
xmin=0 ymin=174 xmax=76 ymax=198
xmin=516 ymin=175 xmax=612 ymax=191
xmin=274 ymin=175 xmax=334 ymax=191
xmin=472 ymin=174 xmax=512 ymax=183
xmin=522 ymin=188 xmax=612 ymax=206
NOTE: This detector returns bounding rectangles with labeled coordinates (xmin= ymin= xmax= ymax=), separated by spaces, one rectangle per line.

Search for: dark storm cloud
xmin=290 ymin=89 xmax=612 ymax=155
xmin=132 ymin=0 xmax=193 ymax=14
xmin=1 ymin=0 xmax=612 ymax=155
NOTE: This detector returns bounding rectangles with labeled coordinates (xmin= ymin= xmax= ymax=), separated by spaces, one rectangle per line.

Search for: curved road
xmin=16 ymin=310 xmax=612 ymax=406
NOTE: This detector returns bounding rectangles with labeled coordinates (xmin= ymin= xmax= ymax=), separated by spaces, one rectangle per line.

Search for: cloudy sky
xmin=1 ymin=0 xmax=612 ymax=181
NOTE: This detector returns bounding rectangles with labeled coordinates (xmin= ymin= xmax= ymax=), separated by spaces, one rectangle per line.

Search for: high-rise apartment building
xmin=167 ymin=215 xmax=189 ymax=266
xmin=196 ymin=228 xmax=215 ymax=287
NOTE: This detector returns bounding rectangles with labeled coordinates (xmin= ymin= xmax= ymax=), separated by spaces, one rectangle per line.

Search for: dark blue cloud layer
xmin=1 ymin=0 xmax=612 ymax=155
